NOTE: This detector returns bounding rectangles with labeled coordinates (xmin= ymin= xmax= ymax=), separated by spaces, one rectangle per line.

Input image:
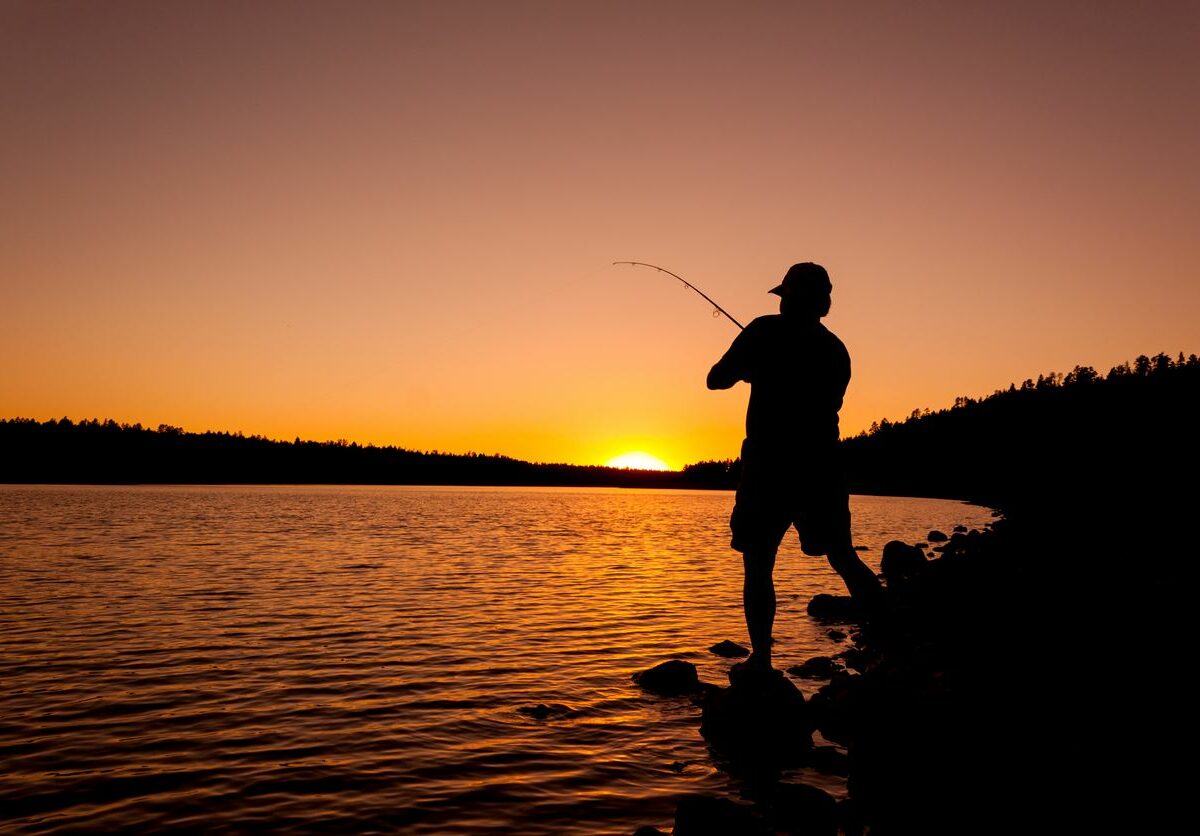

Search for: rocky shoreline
xmin=621 ymin=511 xmax=1146 ymax=835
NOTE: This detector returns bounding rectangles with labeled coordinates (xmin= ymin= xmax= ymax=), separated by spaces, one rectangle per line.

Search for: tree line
xmin=841 ymin=351 xmax=1198 ymax=509
xmin=0 ymin=418 xmax=713 ymax=488
xmin=3 ymin=352 xmax=1194 ymax=500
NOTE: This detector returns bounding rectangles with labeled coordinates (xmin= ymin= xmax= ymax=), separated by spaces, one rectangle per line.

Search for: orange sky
xmin=2 ymin=1 xmax=1197 ymax=469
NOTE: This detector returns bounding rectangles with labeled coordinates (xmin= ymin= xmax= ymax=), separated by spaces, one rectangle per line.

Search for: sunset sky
xmin=3 ymin=1 xmax=1197 ymax=469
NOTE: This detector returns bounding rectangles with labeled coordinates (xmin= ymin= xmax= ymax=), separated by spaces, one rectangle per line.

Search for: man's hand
xmin=708 ymin=319 xmax=753 ymax=389
xmin=707 ymin=362 xmax=738 ymax=390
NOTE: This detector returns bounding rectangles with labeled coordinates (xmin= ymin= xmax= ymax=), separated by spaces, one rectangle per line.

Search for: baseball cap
xmin=769 ymin=262 xmax=832 ymax=296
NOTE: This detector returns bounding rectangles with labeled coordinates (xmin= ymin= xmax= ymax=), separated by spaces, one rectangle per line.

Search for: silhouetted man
xmin=707 ymin=262 xmax=882 ymax=672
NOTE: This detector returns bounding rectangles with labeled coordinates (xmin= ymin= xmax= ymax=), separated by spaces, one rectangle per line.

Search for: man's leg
xmin=742 ymin=547 xmax=777 ymax=668
xmin=804 ymin=478 xmax=884 ymax=611
xmin=730 ymin=445 xmax=786 ymax=672
xmin=826 ymin=535 xmax=883 ymax=609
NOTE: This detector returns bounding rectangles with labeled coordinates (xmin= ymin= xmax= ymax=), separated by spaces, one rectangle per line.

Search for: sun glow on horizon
xmin=605 ymin=452 xmax=672 ymax=471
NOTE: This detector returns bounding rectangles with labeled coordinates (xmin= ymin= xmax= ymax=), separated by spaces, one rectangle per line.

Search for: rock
xmin=837 ymin=647 xmax=869 ymax=673
xmin=809 ymin=675 xmax=871 ymax=745
xmin=807 ymin=594 xmax=863 ymax=622
xmin=709 ymin=639 xmax=751 ymax=658
xmin=928 ymin=530 xmax=949 ymax=542
xmin=667 ymin=760 xmax=687 ymax=773
xmin=933 ymin=532 xmax=971 ymax=560
xmin=914 ymin=542 xmax=928 ymax=548
xmin=770 ymin=782 xmax=838 ymax=836
xmin=826 ymin=628 xmax=848 ymax=641
xmin=699 ymin=665 xmax=813 ymax=766
xmin=632 ymin=660 xmax=702 ymax=696
xmin=788 ymin=656 xmax=842 ymax=679
xmin=837 ymin=798 xmax=867 ymax=836
xmin=809 ymin=744 xmax=851 ymax=776
xmin=953 ymin=524 xmax=968 ymax=533
xmin=853 ymin=544 xmax=870 ymax=551
xmin=517 ymin=702 xmax=573 ymax=720
xmin=880 ymin=540 xmax=928 ymax=585
xmin=673 ymin=795 xmax=770 ymax=836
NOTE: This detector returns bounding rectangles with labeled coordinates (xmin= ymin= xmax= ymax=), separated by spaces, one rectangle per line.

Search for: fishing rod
xmin=612 ymin=261 xmax=744 ymax=330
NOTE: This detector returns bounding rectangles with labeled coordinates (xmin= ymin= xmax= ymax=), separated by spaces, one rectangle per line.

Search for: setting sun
xmin=605 ymin=452 xmax=673 ymax=471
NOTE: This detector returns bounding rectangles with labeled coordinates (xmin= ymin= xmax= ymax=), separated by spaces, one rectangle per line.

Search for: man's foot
xmin=743 ymin=651 xmax=772 ymax=670
xmin=853 ymin=584 xmax=894 ymax=628
xmin=728 ymin=653 xmax=779 ymax=687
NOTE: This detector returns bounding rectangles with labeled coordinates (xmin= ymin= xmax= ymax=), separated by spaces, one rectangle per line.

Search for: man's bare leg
xmin=827 ymin=536 xmax=883 ymax=610
xmin=742 ymin=548 xmax=777 ymax=668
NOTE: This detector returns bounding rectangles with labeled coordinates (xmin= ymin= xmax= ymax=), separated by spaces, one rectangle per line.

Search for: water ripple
xmin=0 ymin=484 xmax=994 ymax=834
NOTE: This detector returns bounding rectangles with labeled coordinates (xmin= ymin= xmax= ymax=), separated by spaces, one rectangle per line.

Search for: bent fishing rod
xmin=612 ymin=261 xmax=744 ymax=330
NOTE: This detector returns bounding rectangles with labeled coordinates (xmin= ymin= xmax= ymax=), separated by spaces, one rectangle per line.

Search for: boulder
xmin=788 ymin=656 xmax=842 ymax=679
xmin=673 ymin=795 xmax=770 ymax=836
xmin=953 ymin=524 xmax=968 ymax=533
xmin=709 ymin=639 xmax=751 ymax=658
xmin=826 ymin=628 xmax=848 ymax=641
xmin=809 ymin=744 xmax=851 ymax=776
xmin=699 ymin=665 xmax=812 ymax=766
xmin=928 ymin=530 xmax=949 ymax=542
xmin=769 ymin=782 xmax=838 ymax=836
xmin=807 ymin=594 xmax=863 ymax=622
xmin=837 ymin=798 xmax=867 ymax=836
xmin=880 ymin=540 xmax=928 ymax=585
xmin=809 ymin=674 xmax=872 ymax=745
xmin=632 ymin=660 xmax=703 ymax=696
xmin=837 ymin=647 xmax=869 ymax=673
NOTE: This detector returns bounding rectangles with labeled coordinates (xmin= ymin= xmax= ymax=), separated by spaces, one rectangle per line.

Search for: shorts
xmin=729 ymin=439 xmax=851 ymax=556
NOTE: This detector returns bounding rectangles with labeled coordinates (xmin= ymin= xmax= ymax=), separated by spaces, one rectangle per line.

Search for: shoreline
xmin=630 ymin=482 xmax=1188 ymax=833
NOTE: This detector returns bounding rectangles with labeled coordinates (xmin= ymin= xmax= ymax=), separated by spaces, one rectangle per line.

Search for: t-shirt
xmin=710 ymin=315 xmax=850 ymax=452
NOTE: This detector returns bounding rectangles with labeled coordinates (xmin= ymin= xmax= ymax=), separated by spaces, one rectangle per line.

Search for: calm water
xmin=0 ymin=485 xmax=994 ymax=834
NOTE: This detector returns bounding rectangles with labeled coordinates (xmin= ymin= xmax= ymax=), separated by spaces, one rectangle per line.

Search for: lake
xmin=0 ymin=485 xmax=994 ymax=834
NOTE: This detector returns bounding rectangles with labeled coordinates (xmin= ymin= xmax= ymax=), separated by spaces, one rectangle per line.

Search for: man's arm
xmin=707 ymin=323 xmax=754 ymax=390
xmin=707 ymin=359 xmax=739 ymax=390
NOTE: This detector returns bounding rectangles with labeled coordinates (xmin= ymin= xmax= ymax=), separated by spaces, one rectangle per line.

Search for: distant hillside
xmin=674 ymin=351 xmax=1200 ymax=503
xmin=3 ymin=352 xmax=1195 ymax=497
xmin=0 ymin=419 xmax=705 ymax=488
xmin=842 ymin=351 xmax=1199 ymax=510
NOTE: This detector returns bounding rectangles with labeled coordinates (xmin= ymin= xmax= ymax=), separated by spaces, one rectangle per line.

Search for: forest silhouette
xmin=842 ymin=350 xmax=1198 ymax=506
xmin=5 ymin=351 xmax=1191 ymax=501
xmin=0 ymin=421 xmax=687 ymax=487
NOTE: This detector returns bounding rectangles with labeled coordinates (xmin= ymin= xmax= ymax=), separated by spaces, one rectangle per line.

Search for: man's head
xmin=771 ymin=262 xmax=832 ymax=319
